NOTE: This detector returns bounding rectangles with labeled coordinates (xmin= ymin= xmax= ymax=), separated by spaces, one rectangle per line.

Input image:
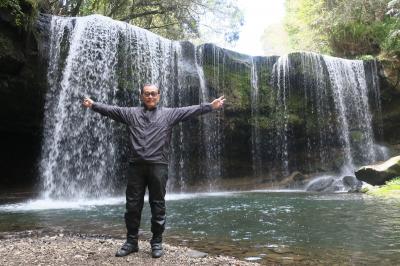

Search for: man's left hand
xmin=211 ymin=96 xmax=225 ymax=110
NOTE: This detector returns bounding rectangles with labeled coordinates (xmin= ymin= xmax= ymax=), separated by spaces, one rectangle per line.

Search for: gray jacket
xmin=92 ymin=102 xmax=213 ymax=164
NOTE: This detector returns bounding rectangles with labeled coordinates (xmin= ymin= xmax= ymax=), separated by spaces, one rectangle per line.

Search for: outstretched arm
xmin=169 ymin=95 xmax=225 ymax=125
xmin=82 ymin=97 xmax=131 ymax=124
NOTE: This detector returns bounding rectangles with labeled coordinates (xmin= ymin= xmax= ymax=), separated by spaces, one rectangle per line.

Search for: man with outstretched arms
xmin=82 ymin=84 xmax=225 ymax=258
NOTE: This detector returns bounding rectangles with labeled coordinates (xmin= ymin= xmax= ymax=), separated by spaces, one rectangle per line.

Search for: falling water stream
xmin=272 ymin=55 xmax=291 ymax=175
xmin=270 ymin=52 xmax=385 ymax=178
xmin=40 ymin=15 xmax=225 ymax=199
xmin=250 ymin=57 xmax=262 ymax=177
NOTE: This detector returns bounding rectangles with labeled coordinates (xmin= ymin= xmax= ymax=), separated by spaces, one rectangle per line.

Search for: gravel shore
xmin=0 ymin=234 xmax=259 ymax=266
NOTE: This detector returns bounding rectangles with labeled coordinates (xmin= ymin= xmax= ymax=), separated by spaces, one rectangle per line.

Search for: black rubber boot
xmin=115 ymin=241 xmax=139 ymax=257
xmin=150 ymin=237 xmax=163 ymax=258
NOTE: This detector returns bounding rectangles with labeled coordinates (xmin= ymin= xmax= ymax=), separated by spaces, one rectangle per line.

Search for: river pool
xmin=1 ymin=191 xmax=399 ymax=265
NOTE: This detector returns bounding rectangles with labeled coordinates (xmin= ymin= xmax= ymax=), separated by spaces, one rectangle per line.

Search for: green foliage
xmin=385 ymin=176 xmax=400 ymax=186
xmin=367 ymin=176 xmax=400 ymax=197
xmin=37 ymin=0 xmax=243 ymax=42
xmin=284 ymin=0 xmax=399 ymax=58
xmin=350 ymin=130 xmax=364 ymax=143
xmin=0 ymin=0 xmax=37 ymax=29
xmin=260 ymin=23 xmax=290 ymax=55
xmin=0 ymin=0 xmax=24 ymax=27
xmin=330 ymin=21 xmax=381 ymax=55
xmin=284 ymin=0 xmax=331 ymax=54
xmin=356 ymin=55 xmax=375 ymax=60
xmin=381 ymin=17 xmax=400 ymax=56
xmin=252 ymin=116 xmax=273 ymax=129
xmin=202 ymin=60 xmax=251 ymax=111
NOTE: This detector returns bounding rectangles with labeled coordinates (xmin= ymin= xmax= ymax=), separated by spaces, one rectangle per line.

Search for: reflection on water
xmin=1 ymin=192 xmax=400 ymax=265
xmin=0 ymin=192 xmax=236 ymax=211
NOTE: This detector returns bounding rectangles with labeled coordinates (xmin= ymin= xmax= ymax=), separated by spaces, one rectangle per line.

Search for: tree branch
xmin=71 ymin=0 xmax=84 ymax=16
xmin=121 ymin=10 xmax=167 ymax=21
xmin=395 ymin=68 xmax=400 ymax=89
xmin=145 ymin=22 xmax=179 ymax=30
xmin=121 ymin=4 xmax=177 ymax=22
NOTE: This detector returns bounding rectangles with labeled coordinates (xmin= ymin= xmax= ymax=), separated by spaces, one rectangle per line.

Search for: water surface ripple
xmin=1 ymin=192 xmax=399 ymax=265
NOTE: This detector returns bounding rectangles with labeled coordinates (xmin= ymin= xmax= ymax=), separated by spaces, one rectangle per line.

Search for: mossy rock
xmin=355 ymin=155 xmax=400 ymax=185
xmin=0 ymin=29 xmax=25 ymax=74
xmin=365 ymin=177 xmax=400 ymax=198
xmin=0 ymin=0 xmax=38 ymax=29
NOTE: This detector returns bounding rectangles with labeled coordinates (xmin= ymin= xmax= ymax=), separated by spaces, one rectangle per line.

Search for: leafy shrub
xmin=0 ymin=0 xmax=37 ymax=29
xmin=385 ymin=176 xmax=400 ymax=186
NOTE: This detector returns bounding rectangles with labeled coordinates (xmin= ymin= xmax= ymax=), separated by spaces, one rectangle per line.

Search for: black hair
xmin=140 ymin=83 xmax=160 ymax=94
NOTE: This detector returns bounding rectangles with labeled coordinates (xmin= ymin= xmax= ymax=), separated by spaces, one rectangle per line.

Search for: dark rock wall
xmin=378 ymin=69 xmax=400 ymax=147
xmin=0 ymin=4 xmax=47 ymax=189
xmin=201 ymin=44 xmax=254 ymax=179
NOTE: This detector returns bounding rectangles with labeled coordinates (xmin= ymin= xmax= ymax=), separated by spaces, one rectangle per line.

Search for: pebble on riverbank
xmin=0 ymin=234 xmax=259 ymax=266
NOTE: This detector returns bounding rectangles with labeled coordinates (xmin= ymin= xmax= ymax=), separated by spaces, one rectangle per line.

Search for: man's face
xmin=141 ymin=85 xmax=160 ymax=110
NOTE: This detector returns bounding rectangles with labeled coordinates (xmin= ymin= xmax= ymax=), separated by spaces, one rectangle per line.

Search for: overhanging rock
xmin=355 ymin=155 xmax=400 ymax=185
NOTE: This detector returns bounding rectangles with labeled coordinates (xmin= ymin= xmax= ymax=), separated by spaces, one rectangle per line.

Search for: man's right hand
xmin=83 ymin=97 xmax=94 ymax=108
xmin=211 ymin=95 xmax=225 ymax=110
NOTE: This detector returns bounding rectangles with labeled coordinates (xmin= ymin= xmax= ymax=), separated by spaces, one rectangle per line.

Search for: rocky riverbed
xmin=0 ymin=233 xmax=258 ymax=266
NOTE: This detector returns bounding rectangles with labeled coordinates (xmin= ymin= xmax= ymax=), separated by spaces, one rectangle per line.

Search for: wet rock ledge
xmin=0 ymin=234 xmax=258 ymax=266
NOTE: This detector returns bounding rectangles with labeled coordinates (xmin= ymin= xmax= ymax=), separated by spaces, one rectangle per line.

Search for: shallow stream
xmin=1 ymin=191 xmax=399 ymax=265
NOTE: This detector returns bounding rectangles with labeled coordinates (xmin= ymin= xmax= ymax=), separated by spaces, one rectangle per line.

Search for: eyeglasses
xmin=142 ymin=91 xmax=159 ymax=97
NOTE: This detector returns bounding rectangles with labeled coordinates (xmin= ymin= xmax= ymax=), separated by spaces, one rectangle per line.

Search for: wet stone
xmin=187 ymin=249 xmax=208 ymax=258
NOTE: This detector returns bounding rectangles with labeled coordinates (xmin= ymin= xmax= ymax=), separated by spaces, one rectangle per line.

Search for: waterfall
xmin=41 ymin=16 xmax=124 ymax=199
xmin=195 ymin=46 xmax=222 ymax=190
xmin=366 ymin=60 xmax=384 ymax=140
xmin=299 ymin=53 xmax=336 ymax=172
xmin=270 ymin=52 xmax=382 ymax=175
xmin=323 ymin=55 xmax=377 ymax=170
xmin=39 ymin=14 xmax=385 ymax=197
xmin=271 ymin=55 xmax=290 ymax=176
xmin=40 ymin=15 xmax=218 ymax=199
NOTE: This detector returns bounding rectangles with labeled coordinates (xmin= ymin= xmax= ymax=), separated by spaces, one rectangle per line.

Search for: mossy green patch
xmin=0 ymin=0 xmax=38 ymax=30
xmin=366 ymin=177 xmax=400 ymax=198
xmin=203 ymin=61 xmax=251 ymax=110
xmin=350 ymin=130 xmax=364 ymax=143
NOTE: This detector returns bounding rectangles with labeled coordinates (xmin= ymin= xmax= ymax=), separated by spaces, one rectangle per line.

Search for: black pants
xmin=125 ymin=163 xmax=168 ymax=243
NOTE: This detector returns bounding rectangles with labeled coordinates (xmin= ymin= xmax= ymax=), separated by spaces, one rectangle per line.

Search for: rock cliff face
xmin=200 ymin=47 xmax=387 ymax=179
xmin=1 ymin=10 xmax=400 ymax=193
xmin=378 ymin=68 xmax=400 ymax=147
xmin=0 ymin=2 xmax=46 ymax=189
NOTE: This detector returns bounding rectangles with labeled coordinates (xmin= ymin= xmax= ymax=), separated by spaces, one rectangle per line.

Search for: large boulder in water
xmin=342 ymin=176 xmax=363 ymax=192
xmin=280 ymin=171 xmax=309 ymax=188
xmin=355 ymin=155 xmax=400 ymax=185
xmin=305 ymin=175 xmax=363 ymax=192
xmin=305 ymin=176 xmax=336 ymax=192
